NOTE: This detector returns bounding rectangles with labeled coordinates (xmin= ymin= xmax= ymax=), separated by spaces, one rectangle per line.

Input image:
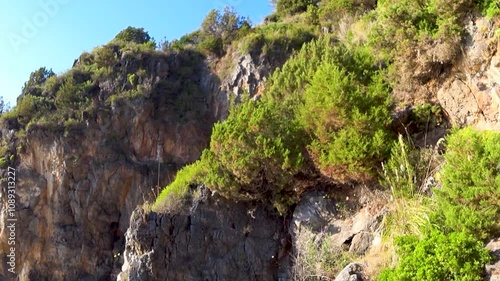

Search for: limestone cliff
xmin=437 ymin=17 xmax=500 ymax=130
xmin=0 ymin=47 xmax=274 ymax=281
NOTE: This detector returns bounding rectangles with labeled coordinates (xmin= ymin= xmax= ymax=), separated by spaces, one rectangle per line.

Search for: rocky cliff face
xmin=0 ymin=48 xmax=273 ymax=281
xmin=118 ymin=187 xmax=288 ymax=281
xmin=437 ymin=17 xmax=499 ymax=130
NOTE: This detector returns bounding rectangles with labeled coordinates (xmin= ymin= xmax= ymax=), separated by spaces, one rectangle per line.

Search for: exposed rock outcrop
xmin=334 ymin=263 xmax=366 ymax=281
xmin=486 ymin=238 xmax=500 ymax=281
xmin=118 ymin=187 xmax=288 ymax=281
xmin=290 ymin=190 xmax=384 ymax=257
xmin=438 ymin=18 xmax=500 ymax=130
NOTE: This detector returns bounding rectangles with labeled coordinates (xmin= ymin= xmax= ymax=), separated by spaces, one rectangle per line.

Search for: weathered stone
xmin=334 ymin=263 xmax=366 ymax=281
xmin=290 ymin=190 xmax=338 ymax=237
xmin=437 ymin=18 xmax=500 ymax=130
xmin=119 ymin=188 xmax=287 ymax=281
xmin=349 ymin=231 xmax=373 ymax=256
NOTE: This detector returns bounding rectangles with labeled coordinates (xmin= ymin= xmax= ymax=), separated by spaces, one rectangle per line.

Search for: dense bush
xmin=113 ymin=26 xmax=152 ymax=44
xmin=201 ymin=100 xmax=306 ymax=213
xmin=318 ymin=0 xmax=376 ymax=27
xmin=167 ymin=7 xmax=250 ymax=55
xmin=265 ymin=38 xmax=332 ymax=104
xmin=2 ymin=95 xmax=54 ymax=126
xmin=201 ymin=7 xmax=251 ymax=45
xmin=481 ymin=0 xmax=500 ymax=18
xmin=266 ymin=39 xmax=393 ymax=181
xmin=55 ymin=76 xmax=91 ymax=108
xmin=275 ymin=0 xmax=315 ymax=15
xmin=298 ymin=59 xmax=392 ymax=181
xmin=239 ymin=22 xmax=315 ymax=59
xmin=432 ymin=128 xmax=500 ymax=240
xmin=365 ymin=0 xmax=491 ymax=88
xmin=378 ymin=231 xmax=492 ymax=281
xmin=19 ymin=67 xmax=55 ymax=99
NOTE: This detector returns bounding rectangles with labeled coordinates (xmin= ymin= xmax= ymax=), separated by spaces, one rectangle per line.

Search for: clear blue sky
xmin=0 ymin=0 xmax=273 ymax=106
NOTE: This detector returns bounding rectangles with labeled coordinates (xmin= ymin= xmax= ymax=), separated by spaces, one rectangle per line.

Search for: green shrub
xmin=265 ymin=39 xmax=331 ymax=104
xmin=20 ymin=67 xmax=55 ymax=99
xmin=0 ymin=157 xmax=7 ymax=169
xmin=93 ymin=44 xmax=118 ymax=68
xmin=153 ymin=160 xmax=205 ymax=212
xmin=378 ymin=231 xmax=492 ymax=281
xmin=478 ymin=0 xmax=500 ymax=18
xmin=318 ymin=0 xmax=359 ymax=24
xmin=240 ymin=22 xmax=315 ymax=59
xmin=276 ymin=0 xmax=315 ymax=15
xmin=296 ymin=49 xmax=393 ymax=181
xmin=432 ymin=128 xmax=500 ymax=240
xmin=410 ymin=103 xmax=443 ymax=131
xmin=201 ymin=100 xmax=306 ymax=214
xmin=55 ymin=77 xmax=91 ymax=108
xmin=8 ymin=95 xmax=54 ymax=126
xmin=43 ymin=75 xmax=61 ymax=95
xmin=198 ymin=36 xmax=223 ymax=55
xmin=113 ymin=26 xmax=152 ymax=44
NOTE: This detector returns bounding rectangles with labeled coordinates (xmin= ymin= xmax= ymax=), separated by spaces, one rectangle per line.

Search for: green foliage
xmin=264 ymin=39 xmax=394 ymax=182
xmin=265 ymin=38 xmax=331 ymax=104
xmin=201 ymin=7 xmax=251 ymax=44
xmin=43 ymin=75 xmax=61 ymax=94
xmin=474 ymin=0 xmax=500 ymax=18
xmin=168 ymin=7 xmax=251 ymax=55
xmin=168 ymin=31 xmax=202 ymax=51
xmin=276 ymin=0 xmax=315 ymax=15
xmin=432 ymin=128 xmax=500 ymax=240
xmin=302 ymin=68 xmax=391 ymax=180
xmin=3 ymin=95 xmax=54 ymax=126
xmin=197 ymin=36 xmax=223 ymax=55
xmin=0 ymin=157 xmax=7 ymax=169
xmin=93 ymin=44 xmax=118 ymax=69
xmin=378 ymin=231 xmax=492 ymax=281
xmin=318 ymin=0 xmax=374 ymax=26
xmin=20 ymin=67 xmax=55 ymax=99
xmin=202 ymin=100 xmax=306 ymax=213
xmin=239 ymin=22 xmax=315 ymax=59
xmin=153 ymin=160 xmax=204 ymax=212
xmin=113 ymin=26 xmax=152 ymax=44
xmin=410 ymin=103 xmax=443 ymax=131
xmin=295 ymin=45 xmax=393 ymax=181
xmin=365 ymin=0 xmax=479 ymax=86
xmin=0 ymin=143 xmax=10 ymax=168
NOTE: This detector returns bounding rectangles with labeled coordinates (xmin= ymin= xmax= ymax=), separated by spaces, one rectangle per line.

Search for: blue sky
xmin=0 ymin=0 xmax=273 ymax=106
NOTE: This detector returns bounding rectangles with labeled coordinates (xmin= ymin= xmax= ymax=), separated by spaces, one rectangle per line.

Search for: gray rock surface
xmin=334 ymin=263 xmax=365 ymax=281
xmin=486 ymin=238 xmax=500 ymax=281
xmin=437 ymin=18 xmax=500 ymax=130
xmin=118 ymin=187 xmax=288 ymax=281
